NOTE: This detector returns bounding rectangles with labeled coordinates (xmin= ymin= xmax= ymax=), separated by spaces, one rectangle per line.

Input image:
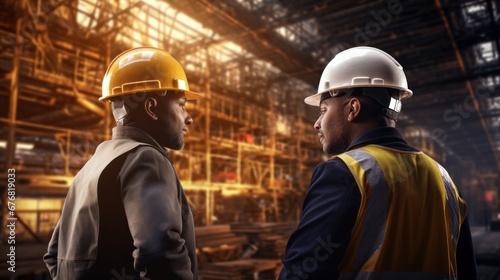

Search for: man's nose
xmin=186 ymin=114 xmax=193 ymax=125
xmin=314 ymin=119 xmax=321 ymax=130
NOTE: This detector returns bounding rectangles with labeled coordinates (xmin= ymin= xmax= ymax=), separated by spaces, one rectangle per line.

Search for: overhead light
xmin=17 ymin=142 xmax=34 ymax=150
xmin=0 ymin=141 xmax=34 ymax=150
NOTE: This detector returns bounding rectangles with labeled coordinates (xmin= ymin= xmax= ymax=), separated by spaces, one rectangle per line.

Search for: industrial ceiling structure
xmin=2 ymin=0 xmax=499 ymax=177
xmin=168 ymin=0 xmax=500 ymax=173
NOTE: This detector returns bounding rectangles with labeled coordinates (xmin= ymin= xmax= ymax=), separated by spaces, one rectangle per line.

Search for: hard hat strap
xmin=111 ymin=98 xmax=129 ymax=126
xmin=320 ymin=90 xmax=347 ymax=103
xmin=381 ymin=108 xmax=399 ymax=121
xmin=359 ymin=88 xmax=401 ymax=121
xmin=387 ymin=97 xmax=402 ymax=112
xmin=320 ymin=87 xmax=401 ymax=121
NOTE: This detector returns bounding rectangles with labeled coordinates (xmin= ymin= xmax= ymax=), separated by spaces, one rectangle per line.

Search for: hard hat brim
xmin=184 ymin=90 xmax=204 ymax=100
xmin=304 ymin=86 xmax=413 ymax=106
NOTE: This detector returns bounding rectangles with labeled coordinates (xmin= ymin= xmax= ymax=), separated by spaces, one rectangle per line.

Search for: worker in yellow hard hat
xmin=44 ymin=47 xmax=201 ymax=279
xmin=279 ymin=46 xmax=477 ymax=280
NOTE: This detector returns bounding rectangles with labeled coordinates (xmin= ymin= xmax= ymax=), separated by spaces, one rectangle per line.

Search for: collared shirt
xmin=279 ymin=127 xmax=477 ymax=280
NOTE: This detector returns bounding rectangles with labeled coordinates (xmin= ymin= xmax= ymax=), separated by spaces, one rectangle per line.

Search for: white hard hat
xmin=304 ymin=46 xmax=413 ymax=106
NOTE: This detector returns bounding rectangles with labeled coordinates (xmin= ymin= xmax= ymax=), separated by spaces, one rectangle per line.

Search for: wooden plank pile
xmin=195 ymin=225 xmax=248 ymax=249
xmin=196 ymin=225 xmax=249 ymax=269
xmin=231 ymin=222 xmax=296 ymax=259
xmin=255 ymin=234 xmax=288 ymax=259
xmin=196 ymin=223 xmax=297 ymax=279
xmin=230 ymin=222 xmax=297 ymax=235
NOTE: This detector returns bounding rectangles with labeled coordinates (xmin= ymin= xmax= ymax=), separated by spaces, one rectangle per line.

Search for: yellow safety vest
xmin=335 ymin=145 xmax=467 ymax=280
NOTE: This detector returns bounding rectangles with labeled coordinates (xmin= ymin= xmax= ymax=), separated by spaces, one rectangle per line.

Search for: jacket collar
xmin=112 ymin=125 xmax=169 ymax=157
xmin=346 ymin=127 xmax=419 ymax=152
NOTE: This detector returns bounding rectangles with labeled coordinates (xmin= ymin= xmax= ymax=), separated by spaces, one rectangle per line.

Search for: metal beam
xmin=436 ymin=0 xmax=500 ymax=173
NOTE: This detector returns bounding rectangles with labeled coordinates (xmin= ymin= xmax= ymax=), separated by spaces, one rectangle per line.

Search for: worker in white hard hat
xmin=44 ymin=47 xmax=201 ymax=280
xmin=279 ymin=47 xmax=477 ymax=280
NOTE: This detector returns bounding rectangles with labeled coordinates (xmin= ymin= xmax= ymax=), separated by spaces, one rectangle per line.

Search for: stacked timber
xmin=195 ymin=225 xmax=249 ymax=268
xmin=256 ymin=234 xmax=288 ymax=259
xmin=195 ymin=225 xmax=248 ymax=248
xmin=196 ymin=223 xmax=296 ymax=279
xmin=230 ymin=222 xmax=296 ymax=235
xmin=231 ymin=222 xmax=296 ymax=259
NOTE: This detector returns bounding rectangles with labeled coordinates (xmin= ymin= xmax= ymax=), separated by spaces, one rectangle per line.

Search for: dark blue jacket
xmin=279 ymin=127 xmax=477 ymax=280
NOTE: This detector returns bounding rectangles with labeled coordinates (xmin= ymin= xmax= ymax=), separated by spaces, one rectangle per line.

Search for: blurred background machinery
xmin=0 ymin=0 xmax=499 ymax=279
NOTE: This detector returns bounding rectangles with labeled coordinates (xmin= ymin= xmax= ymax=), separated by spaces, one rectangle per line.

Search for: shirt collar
xmin=346 ymin=127 xmax=418 ymax=152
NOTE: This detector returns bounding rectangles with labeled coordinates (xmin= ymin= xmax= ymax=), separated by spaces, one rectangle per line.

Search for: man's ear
xmin=145 ymin=97 xmax=159 ymax=120
xmin=347 ymin=97 xmax=362 ymax=121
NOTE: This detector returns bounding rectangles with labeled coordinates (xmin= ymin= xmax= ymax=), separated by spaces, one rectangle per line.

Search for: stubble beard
xmin=324 ymin=134 xmax=349 ymax=156
xmin=159 ymin=118 xmax=185 ymax=150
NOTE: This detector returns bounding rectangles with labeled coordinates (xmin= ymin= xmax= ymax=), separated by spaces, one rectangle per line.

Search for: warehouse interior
xmin=1 ymin=0 xmax=499 ymax=278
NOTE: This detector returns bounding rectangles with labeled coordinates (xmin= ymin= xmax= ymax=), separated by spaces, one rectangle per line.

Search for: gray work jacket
xmin=44 ymin=125 xmax=198 ymax=279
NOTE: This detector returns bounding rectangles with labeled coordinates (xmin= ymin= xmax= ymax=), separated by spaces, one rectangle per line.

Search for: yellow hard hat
xmin=100 ymin=47 xmax=202 ymax=102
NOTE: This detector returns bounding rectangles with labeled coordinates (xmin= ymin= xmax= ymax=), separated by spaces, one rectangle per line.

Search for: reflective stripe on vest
xmin=344 ymin=149 xmax=389 ymax=272
xmin=437 ymin=163 xmax=460 ymax=249
xmin=336 ymin=145 xmax=464 ymax=280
